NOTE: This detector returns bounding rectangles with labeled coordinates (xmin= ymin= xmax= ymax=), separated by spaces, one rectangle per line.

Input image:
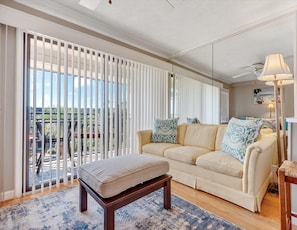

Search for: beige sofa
xmin=137 ymin=123 xmax=275 ymax=212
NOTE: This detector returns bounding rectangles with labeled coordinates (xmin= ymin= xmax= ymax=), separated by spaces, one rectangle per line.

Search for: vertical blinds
xmin=174 ymin=74 xmax=220 ymax=124
xmin=25 ymin=32 xmax=169 ymax=193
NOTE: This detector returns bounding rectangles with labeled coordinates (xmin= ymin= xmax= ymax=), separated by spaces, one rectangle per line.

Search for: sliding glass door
xmin=23 ymin=32 xmax=169 ymax=192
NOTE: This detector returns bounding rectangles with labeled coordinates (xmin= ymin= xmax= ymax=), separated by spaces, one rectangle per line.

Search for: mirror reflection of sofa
xmin=137 ymin=118 xmax=276 ymax=212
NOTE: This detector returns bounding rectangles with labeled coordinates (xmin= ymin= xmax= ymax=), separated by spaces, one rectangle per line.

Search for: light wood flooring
xmin=172 ymin=180 xmax=297 ymax=230
xmin=1 ymin=180 xmax=296 ymax=230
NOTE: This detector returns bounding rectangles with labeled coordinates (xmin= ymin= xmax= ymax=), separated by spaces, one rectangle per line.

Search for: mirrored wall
xmin=172 ymin=12 xmax=295 ymax=121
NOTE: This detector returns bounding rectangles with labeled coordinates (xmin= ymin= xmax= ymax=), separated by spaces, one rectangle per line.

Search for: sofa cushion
xmin=196 ymin=151 xmax=243 ymax=178
xmin=151 ymin=118 xmax=179 ymax=143
xmin=221 ymin=117 xmax=262 ymax=163
xmin=184 ymin=125 xmax=218 ymax=150
xmin=260 ymin=128 xmax=273 ymax=135
xmin=177 ymin=124 xmax=188 ymax=145
xmin=215 ymin=125 xmax=227 ymax=151
xmin=164 ymin=146 xmax=210 ymax=164
xmin=142 ymin=143 xmax=181 ymax=157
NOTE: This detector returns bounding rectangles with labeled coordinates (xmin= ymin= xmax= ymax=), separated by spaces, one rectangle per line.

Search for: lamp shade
xmin=268 ymin=103 xmax=274 ymax=109
xmin=258 ymin=54 xmax=293 ymax=81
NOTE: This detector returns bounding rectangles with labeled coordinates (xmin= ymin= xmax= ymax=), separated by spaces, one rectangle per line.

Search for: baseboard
xmin=0 ymin=190 xmax=15 ymax=202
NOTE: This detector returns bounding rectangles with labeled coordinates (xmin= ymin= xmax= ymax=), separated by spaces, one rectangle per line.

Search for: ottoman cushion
xmin=78 ymin=154 xmax=169 ymax=198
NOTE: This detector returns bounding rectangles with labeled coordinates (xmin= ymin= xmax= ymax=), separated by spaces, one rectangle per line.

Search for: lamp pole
xmin=273 ymin=79 xmax=282 ymax=167
xmin=279 ymin=83 xmax=287 ymax=160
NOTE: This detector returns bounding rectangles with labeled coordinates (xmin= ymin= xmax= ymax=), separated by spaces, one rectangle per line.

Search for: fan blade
xmin=79 ymin=0 xmax=100 ymax=10
xmin=231 ymin=71 xmax=251 ymax=79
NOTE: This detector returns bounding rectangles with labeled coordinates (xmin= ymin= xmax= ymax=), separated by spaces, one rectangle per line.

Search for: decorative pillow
xmin=187 ymin=117 xmax=201 ymax=124
xmin=236 ymin=117 xmax=247 ymax=120
xmin=221 ymin=117 xmax=263 ymax=163
xmin=261 ymin=119 xmax=276 ymax=132
xmin=151 ymin=118 xmax=179 ymax=144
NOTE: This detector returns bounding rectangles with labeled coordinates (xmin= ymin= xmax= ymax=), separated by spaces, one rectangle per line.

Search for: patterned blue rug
xmin=0 ymin=186 xmax=242 ymax=230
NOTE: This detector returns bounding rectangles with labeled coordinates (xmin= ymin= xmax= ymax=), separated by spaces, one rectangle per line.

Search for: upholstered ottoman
xmin=78 ymin=154 xmax=171 ymax=230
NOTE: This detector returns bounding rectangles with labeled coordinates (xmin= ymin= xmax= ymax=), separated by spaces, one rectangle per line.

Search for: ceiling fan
xmin=79 ymin=0 xmax=111 ymax=10
xmin=231 ymin=63 xmax=264 ymax=79
xmin=79 ymin=0 xmax=174 ymax=10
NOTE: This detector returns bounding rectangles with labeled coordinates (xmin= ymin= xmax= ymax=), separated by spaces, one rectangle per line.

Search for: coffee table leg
xmin=163 ymin=178 xmax=171 ymax=210
xmin=104 ymin=207 xmax=114 ymax=230
xmin=79 ymin=183 xmax=88 ymax=212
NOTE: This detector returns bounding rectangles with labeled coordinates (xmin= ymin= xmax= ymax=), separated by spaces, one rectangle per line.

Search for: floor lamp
xmin=266 ymin=79 xmax=294 ymax=161
xmin=268 ymin=103 xmax=274 ymax=119
xmin=258 ymin=54 xmax=292 ymax=167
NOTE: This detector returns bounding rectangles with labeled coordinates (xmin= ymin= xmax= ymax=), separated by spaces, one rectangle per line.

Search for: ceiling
xmin=11 ymin=0 xmax=297 ymax=84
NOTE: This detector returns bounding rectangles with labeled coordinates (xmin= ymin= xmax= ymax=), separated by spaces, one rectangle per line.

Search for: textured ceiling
xmin=12 ymin=0 xmax=297 ymax=83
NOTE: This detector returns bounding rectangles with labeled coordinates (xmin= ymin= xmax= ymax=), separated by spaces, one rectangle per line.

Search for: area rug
xmin=0 ymin=186 xmax=242 ymax=230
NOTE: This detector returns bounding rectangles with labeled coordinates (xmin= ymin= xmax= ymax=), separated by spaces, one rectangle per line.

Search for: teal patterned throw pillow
xmin=187 ymin=117 xmax=201 ymax=124
xmin=151 ymin=118 xmax=179 ymax=144
xmin=221 ymin=117 xmax=263 ymax=163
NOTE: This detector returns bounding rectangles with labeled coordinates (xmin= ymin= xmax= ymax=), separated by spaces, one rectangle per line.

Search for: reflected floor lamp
xmin=268 ymin=103 xmax=274 ymax=119
xmin=258 ymin=54 xmax=292 ymax=167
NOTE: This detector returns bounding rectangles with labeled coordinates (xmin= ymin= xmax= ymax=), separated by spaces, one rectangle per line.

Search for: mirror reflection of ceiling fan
xmin=231 ymin=63 xmax=264 ymax=79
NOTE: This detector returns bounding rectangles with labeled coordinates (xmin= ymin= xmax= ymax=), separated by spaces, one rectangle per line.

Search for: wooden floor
xmin=1 ymin=179 xmax=296 ymax=230
xmin=172 ymin=180 xmax=297 ymax=230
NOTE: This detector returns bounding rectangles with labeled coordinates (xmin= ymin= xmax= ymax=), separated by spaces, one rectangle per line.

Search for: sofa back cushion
xmin=183 ymin=124 xmax=218 ymax=150
xmin=177 ymin=124 xmax=188 ymax=145
xmin=215 ymin=125 xmax=228 ymax=151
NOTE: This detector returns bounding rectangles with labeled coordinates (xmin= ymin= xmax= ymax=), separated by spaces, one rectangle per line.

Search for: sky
xmin=29 ymin=70 xmax=127 ymax=110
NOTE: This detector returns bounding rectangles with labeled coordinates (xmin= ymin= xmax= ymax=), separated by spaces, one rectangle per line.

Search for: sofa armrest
xmin=262 ymin=130 xmax=284 ymax=165
xmin=137 ymin=129 xmax=152 ymax=153
xmin=242 ymin=135 xmax=275 ymax=194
